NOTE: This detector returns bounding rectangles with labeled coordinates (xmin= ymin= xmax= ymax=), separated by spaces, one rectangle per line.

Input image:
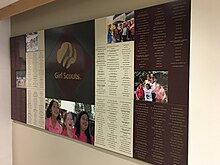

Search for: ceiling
xmin=0 ymin=0 xmax=56 ymax=20
xmin=0 ymin=0 xmax=18 ymax=9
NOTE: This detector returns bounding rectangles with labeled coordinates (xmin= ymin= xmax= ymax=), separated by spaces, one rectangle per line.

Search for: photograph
xmin=26 ymin=32 xmax=38 ymax=52
xmin=134 ymin=71 xmax=168 ymax=103
xmin=106 ymin=11 xmax=134 ymax=44
xmin=45 ymin=98 xmax=95 ymax=144
xmin=16 ymin=71 xmax=26 ymax=88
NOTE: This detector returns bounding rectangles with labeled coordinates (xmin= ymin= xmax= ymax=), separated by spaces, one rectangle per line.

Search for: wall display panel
xmin=10 ymin=0 xmax=190 ymax=164
xmin=26 ymin=31 xmax=45 ymax=128
xmin=133 ymin=0 xmax=190 ymax=165
xmin=95 ymin=14 xmax=134 ymax=157
xmin=10 ymin=35 xmax=26 ymax=123
xmin=44 ymin=20 xmax=95 ymax=144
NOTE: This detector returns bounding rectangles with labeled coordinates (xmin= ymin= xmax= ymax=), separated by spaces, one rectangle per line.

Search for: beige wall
xmin=189 ymin=0 xmax=220 ymax=164
xmin=10 ymin=0 xmax=220 ymax=165
xmin=0 ymin=18 xmax=12 ymax=165
xmin=13 ymin=122 xmax=149 ymax=165
xmin=11 ymin=0 xmax=173 ymax=36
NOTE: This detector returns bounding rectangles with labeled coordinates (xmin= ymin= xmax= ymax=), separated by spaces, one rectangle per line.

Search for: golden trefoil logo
xmin=57 ymin=42 xmax=77 ymax=69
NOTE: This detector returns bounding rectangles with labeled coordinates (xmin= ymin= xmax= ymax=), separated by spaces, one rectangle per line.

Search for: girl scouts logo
xmin=57 ymin=42 xmax=77 ymax=69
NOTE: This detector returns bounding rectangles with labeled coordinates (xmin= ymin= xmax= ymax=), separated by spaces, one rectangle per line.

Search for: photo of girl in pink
xmin=45 ymin=100 xmax=62 ymax=134
xmin=62 ymin=112 xmax=75 ymax=138
xmin=135 ymin=82 xmax=144 ymax=100
xmin=153 ymin=83 xmax=167 ymax=102
xmin=73 ymin=111 xmax=94 ymax=144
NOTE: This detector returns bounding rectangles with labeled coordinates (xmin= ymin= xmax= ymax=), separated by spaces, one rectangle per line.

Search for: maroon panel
xmin=134 ymin=0 xmax=190 ymax=164
xmin=10 ymin=35 xmax=26 ymax=123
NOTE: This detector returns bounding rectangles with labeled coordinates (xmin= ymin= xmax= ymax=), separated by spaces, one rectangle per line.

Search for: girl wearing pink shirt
xmin=62 ymin=112 xmax=75 ymax=138
xmin=154 ymin=84 xmax=167 ymax=103
xmin=73 ymin=111 xmax=94 ymax=144
xmin=135 ymin=83 xmax=144 ymax=100
xmin=45 ymin=100 xmax=62 ymax=134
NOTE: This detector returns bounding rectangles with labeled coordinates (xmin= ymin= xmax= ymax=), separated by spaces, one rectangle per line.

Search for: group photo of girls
xmin=134 ymin=71 xmax=168 ymax=103
xmin=106 ymin=11 xmax=134 ymax=44
xmin=16 ymin=71 xmax=26 ymax=88
xmin=45 ymin=98 xmax=95 ymax=145
xmin=26 ymin=32 xmax=38 ymax=52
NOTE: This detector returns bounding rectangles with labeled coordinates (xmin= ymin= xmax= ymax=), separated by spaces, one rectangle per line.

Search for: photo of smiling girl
xmin=61 ymin=112 xmax=75 ymax=138
xmin=73 ymin=111 xmax=94 ymax=144
xmin=45 ymin=100 xmax=62 ymax=134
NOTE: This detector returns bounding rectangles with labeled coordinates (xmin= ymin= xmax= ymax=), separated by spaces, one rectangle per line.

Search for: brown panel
xmin=133 ymin=0 xmax=190 ymax=164
xmin=10 ymin=35 xmax=26 ymax=123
